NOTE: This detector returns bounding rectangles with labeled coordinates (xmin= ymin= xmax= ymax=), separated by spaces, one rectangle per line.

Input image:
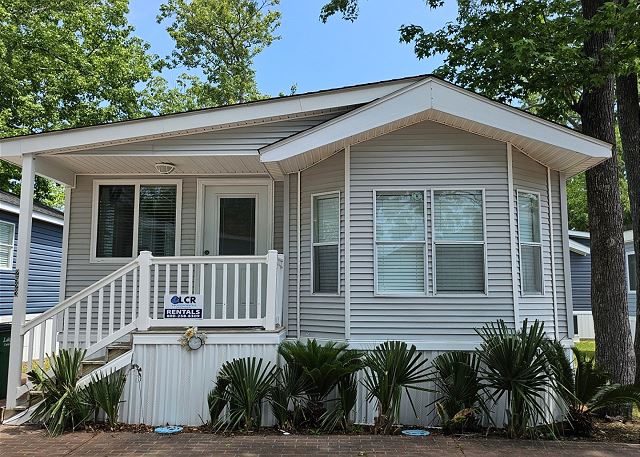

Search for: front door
xmin=202 ymin=184 xmax=271 ymax=319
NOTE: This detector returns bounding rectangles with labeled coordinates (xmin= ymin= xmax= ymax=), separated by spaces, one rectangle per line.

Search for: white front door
xmin=201 ymin=182 xmax=271 ymax=319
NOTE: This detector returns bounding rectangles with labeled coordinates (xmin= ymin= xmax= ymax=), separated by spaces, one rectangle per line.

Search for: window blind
xmin=518 ymin=192 xmax=541 ymax=243
xmin=312 ymin=194 xmax=339 ymax=294
xmin=629 ymin=253 xmax=637 ymax=292
xmin=96 ymin=185 xmax=135 ymax=258
xmin=433 ymin=190 xmax=485 ymax=294
xmin=0 ymin=221 xmax=14 ymax=269
xmin=138 ymin=185 xmax=177 ymax=256
xmin=375 ymin=191 xmax=425 ymax=294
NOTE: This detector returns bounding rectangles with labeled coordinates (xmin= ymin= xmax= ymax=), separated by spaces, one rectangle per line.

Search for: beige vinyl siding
xmin=512 ymin=148 xmax=568 ymax=338
xmin=287 ymin=153 xmax=346 ymax=339
xmin=349 ymin=120 xmax=513 ymax=344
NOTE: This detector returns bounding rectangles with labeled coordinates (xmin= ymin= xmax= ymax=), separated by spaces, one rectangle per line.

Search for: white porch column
xmin=6 ymin=154 xmax=36 ymax=408
xmin=137 ymin=251 xmax=152 ymax=331
xmin=264 ymin=250 xmax=278 ymax=331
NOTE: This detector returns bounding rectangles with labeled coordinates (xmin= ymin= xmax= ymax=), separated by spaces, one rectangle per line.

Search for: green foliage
xmin=208 ymin=357 xmax=277 ymax=430
xmin=476 ymin=319 xmax=555 ymax=438
xmin=320 ymin=371 xmax=359 ymax=432
xmin=547 ymin=345 xmax=640 ymax=435
xmin=361 ymin=341 xmax=430 ymax=434
xmin=0 ymin=160 xmax=65 ymax=209
xmin=269 ymin=363 xmax=308 ymax=429
xmin=87 ymin=370 xmax=127 ymax=427
xmin=277 ymin=339 xmax=362 ymax=430
xmin=157 ymin=0 xmax=281 ymax=110
xmin=429 ymin=351 xmax=488 ymax=434
xmin=28 ymin=349 xmax=92 ymax=436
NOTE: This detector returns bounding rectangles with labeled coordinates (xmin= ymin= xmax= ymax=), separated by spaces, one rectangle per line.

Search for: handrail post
xmin=264 ymin=250 xmax=278 ymax=331
xmin=137 ymin=251 xmax=153 ymax=331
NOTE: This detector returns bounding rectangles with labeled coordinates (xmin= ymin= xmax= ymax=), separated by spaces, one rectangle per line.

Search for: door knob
xmin=204 ymin=250 xmax=210 ymax=255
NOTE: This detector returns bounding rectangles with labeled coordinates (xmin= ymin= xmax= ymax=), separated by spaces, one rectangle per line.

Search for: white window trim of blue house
xmin=90 ymin=179 xmax=183 ymax=264
xmin=516 ymin=189 xmax=545 ymax=297
xmin=310 ymin=190 xmax=341 ymax=296
xmin=0 ymin=220 xmax=15 ymax=270
xmin=626 ymin=251 xmax=637 ymax=293
xmin=373 ymin=189 xmax=428 ymax=297
xmin=431 ymin=188 xmax=488 ymax=297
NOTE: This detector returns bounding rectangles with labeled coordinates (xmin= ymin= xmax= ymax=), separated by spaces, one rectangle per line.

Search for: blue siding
xmin=570 ymin=237 xmax=637 ymax=315
xmin=0 ymin=210 xmax=63 ymax=316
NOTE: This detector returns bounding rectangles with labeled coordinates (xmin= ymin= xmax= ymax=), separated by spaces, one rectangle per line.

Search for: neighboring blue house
xmin=570 ymin=229 xmax=636 ymax=339
xmin=0 ymin=190 xmax=64 ymax=322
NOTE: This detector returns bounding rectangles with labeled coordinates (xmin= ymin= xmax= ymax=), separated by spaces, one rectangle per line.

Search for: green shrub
xmin=87 ymin=370 xmax=127 ymax=427
xmin=476 ymin=319 xmax=555 ymax=438
xmin=269 ymin=363 xmax=307 ymax=429
xmin=430 ymin=351 xmax=488 ymax=434
xmin=361 ymin=341 xmax=430 ymax=434
xmin=28 ymin=348 xmax=93 ymax=436
xmin=277 ymin=339 xmax=362 ymax=429
xmin=208 ymin=357 xmax=277 ymax=430
xmin=546 ymin=343 xmax=640 ymax=436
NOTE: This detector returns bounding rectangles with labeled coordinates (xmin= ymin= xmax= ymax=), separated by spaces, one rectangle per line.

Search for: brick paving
xmin=1 ymin=426 xmax=639 ymax=456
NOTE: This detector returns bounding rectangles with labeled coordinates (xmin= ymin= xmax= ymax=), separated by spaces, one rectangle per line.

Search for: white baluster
xmin=257 ymin=262 xmax=262 ymax=319
xmin=120 ymin=274 xmax=126 ymax=328
xmin=188 ymin=264 xmax=193 ymax=295
xmin=27 ymin=330 xmax=34 ymax=372
xmin=85 ymin=295 xmax=92 ymax=348
xmin=97 ymin=288 xmax=104 ymax=341
xmin=177 ymin=264 xmax=182 ymax=295
xmin=74 ymin=300 xmax=81 ymax=347
xmin=38 ymin=322 xmax=46 ymax=367
xmin=245 ymin=263 xmax=251 ymax=319
xmin=109 ymin=282 xmax=115 ymax=334
xmin=210 ymin=263 xmax=216 ymax=319
xmin=132 ymin=268 xmax=138 ymax=320
xmin=222 ymin=264 xmax=228 ymax=319
xmin=63 ymin=307 xmax=69 ymax=349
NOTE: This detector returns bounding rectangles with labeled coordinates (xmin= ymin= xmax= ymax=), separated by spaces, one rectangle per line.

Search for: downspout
xmin=296 ymin=171 xmax=301 ymax=339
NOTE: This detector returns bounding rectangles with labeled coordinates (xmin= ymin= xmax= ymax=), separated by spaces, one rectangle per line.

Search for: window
xmin=433 ymin=189 xmax=486 ymax=294
xmin=517 ymin=191 xmax=543 ymax=295
xmin=312 ymin=193 xmax=340 ymax=294
xmin=0 ymin=221 xmax=15 ymax=270
xmin=93 ymin=181 xmax=180 ymax=261
xmin=628 ymin=252 xmax=637 ymax=292
xmin=375 ymin=191 xmax=425 ymax=294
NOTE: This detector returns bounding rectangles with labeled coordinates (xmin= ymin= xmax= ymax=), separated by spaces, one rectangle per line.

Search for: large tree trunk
xmin=616 ymin=72 xmax=640 ymax=384
xmin=581 ymin=0 xmax=635 ymax=387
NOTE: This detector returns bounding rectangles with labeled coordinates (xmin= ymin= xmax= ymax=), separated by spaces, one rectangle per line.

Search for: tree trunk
xmin=616 ymin=72 xmax=640 ymax=384
xmin=581 ymin=0 xmax=635 ymax=387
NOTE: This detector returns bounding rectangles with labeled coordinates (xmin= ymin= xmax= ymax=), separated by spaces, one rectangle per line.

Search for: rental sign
xmin=164 ymin=294 xmax=204 ymax=319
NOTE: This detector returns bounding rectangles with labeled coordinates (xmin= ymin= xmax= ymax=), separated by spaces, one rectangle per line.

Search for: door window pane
xmin=96 ymin=185 xmax=134 ymax=257
xmin=219 ymin=198 xmax=256 ymax=255
xmin=138 ymin=185 xmax=177 ymax=256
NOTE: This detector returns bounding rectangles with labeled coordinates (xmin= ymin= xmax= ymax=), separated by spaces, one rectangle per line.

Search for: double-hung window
xmin=312 ymin=192 xmax=340 ymax=294
xmin=628 ymin=252 xmax=637 ymax=292
xmin=375 ymin=191 xmax=426 ymax=294
xmin=93 ymin=181 xmax=180 ymax=261
xmin=0 ymin=221 xmax=15 ymax=270
xmin=433 ymin=189 xmax=486 ymax=294
xmin=517 ymin=191 xmax=543 ymax=295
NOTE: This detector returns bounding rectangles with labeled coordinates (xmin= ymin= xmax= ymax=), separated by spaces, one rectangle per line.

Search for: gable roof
xmin=0 ymin=75 xmax=423 ymax=159
xmin=0 ymin=190 xmax=64 ymax=225
xmin=259 ymin=77 xmax=612 ymax=177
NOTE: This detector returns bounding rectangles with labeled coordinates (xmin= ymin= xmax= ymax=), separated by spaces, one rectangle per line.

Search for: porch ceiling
xmin=42 ymin=153 xmax=269 ymax=175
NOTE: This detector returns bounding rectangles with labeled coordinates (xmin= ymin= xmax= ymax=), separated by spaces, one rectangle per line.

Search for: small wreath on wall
xmin=179 ymin=327 xmax=207 ymax=351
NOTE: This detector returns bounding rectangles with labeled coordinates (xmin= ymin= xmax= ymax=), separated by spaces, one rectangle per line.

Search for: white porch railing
xmin=12 ymin=250 xmax=285 ymax=403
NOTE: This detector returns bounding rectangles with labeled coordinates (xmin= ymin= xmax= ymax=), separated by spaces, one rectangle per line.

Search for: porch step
xmin=80 ymin=359 xmax=106 ymax=377
xmin=107 ymin=343 xmax=132 ymax=362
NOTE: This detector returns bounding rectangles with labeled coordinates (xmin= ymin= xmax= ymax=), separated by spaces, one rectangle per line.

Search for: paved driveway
xmin=1 ymin=426 xmax=639 ymax=456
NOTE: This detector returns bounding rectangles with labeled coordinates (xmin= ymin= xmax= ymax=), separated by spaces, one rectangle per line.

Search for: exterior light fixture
xmin=155 ymin=162 xmax=176 ymax=174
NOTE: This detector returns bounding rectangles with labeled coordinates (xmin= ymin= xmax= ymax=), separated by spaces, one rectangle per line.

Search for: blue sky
xmin=128 ymin=0 xmax=457 ymax=96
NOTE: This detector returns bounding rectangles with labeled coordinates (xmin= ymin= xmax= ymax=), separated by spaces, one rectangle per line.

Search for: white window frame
xmin=627 ymin=251 xmax=637 ymax=293
xmin=431 ymin=188 xmax=488 ymax=296
xmin=90 ymin=179 xmax=182 ymax=263
xmin=516 ymin=190 xmax=544 ymax=296
xmin=0 ymin=220 xmax=16 ymax=270
xmin=311 ymin=191 xmax=341 ymax=296
xmin=373 ymin=189 xmax=428 ymax=296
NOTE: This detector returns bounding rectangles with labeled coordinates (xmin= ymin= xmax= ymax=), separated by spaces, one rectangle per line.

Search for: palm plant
xmin=320 ymin=371 xmax=359 ymax=432
xmin=28 ymin=348 xmax=93 ymax=436
xmin=208 ymin=357 xmax=277 ymax=430
xmin=362 ymin=341 xmax=430 ymax=434
xmin=278 ymin=339 xmax=362 ymax=428
xmin=269 ymin=363 xmax=308 ymax=429
xmin=87 ymin=370 xmax=127 ymax=427
xmin=476 ymin=319 xmax=555 ymax=438
xmin=429 ymin=351 xmax=488 ymax=434
xmin=546 ymin=343 xmax=640 ymax=436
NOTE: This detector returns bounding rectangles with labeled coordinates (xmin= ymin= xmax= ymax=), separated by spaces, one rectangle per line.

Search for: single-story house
xmin=570 ymin=229 xmax=636 ymax=339
xmin=0 ymin=75 xmax=613 ymax=426
xmin=0 ymin=190 xmax=63 ymax=323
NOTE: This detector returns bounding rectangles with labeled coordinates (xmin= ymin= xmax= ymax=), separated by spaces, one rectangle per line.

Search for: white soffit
xmin=0 ymin=77 xmax=422 ymax=157
xmin=259 ymin=78 xmax=613 ymax=176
